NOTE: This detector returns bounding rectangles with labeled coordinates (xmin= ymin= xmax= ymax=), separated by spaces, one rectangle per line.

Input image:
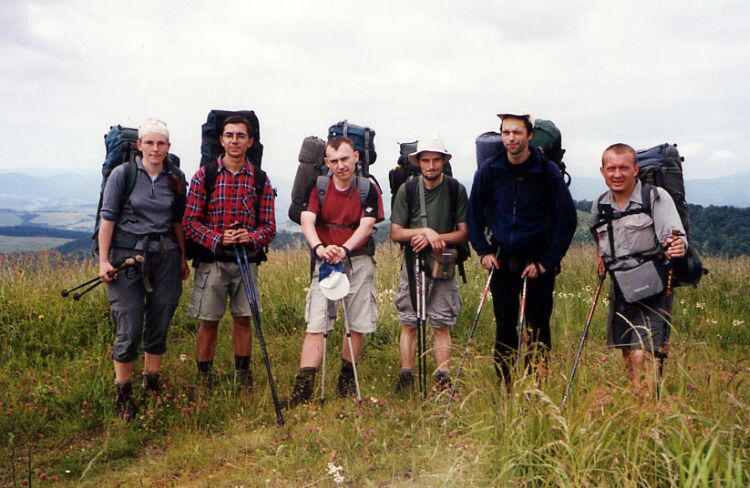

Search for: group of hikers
xmin=96 ymin=111 xmax=687 ymax=420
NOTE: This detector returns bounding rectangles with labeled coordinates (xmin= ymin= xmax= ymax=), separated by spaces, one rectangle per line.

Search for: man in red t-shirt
xmin=281 ymin=136 xmax=384 ymax=408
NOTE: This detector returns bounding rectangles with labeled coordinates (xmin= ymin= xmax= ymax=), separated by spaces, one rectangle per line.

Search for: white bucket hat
xmin=318 ymin=262 xmax=350 ymax=301
xmin=407 ymin=134 xmax=452 ymax=165
xmin=496 ymin=110 xmax=535 ymax=127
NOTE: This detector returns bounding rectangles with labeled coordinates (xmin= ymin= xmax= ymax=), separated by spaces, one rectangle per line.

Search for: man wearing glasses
xmin=182 ymin=115 xmax=276 ymax=394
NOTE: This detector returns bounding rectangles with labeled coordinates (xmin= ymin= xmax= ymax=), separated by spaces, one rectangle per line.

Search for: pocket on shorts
xmin=188 ymin=265 xmax=210 ymax=317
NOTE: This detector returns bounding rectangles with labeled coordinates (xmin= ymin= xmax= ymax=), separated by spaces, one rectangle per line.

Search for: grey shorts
xmin=394 ymin=263 xmax=461 ymax=328
xmin=607 ymin=284 xmax=668 ymax=352
xmin=188 ymin=260 xmax=260 ymax=321
xmin=107 ymin=247 xmax=182 ymax=362
xmin=305 ymin=255 xmax=377 ymax=334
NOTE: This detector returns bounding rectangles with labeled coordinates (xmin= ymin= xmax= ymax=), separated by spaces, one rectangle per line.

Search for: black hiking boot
xmin=115 ymin=380 xmax=138 ymax=420
xmin=142 ymin=372 xmax=161 ymax=396
xmin=337 ymin=360 xmax=356 ymax=398
xmin=235 ymin=369 xmax=254 ymax=396
xmin=394 ymin=370 xmax=414 ymax=394
xmin=279 ymin=368 xmax=316 ymax=410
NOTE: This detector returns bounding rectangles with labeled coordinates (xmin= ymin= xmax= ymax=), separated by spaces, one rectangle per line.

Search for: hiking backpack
xmin=328 ymin=120 xmax=376 ymax=176
xmin=474 ymin=118 xmax=571 ymax=186
xmin=387 ymin=140 xmax=454 ymax=209
xmin=288 ymin=121 xmax=381 ymax=225
xmin=91 ymin=125 xmax=181 ymax=254
xmin=200 ymin=109 xmax=263 ymax=167
xmin=186 ymin=109 xmax=270 ymax=266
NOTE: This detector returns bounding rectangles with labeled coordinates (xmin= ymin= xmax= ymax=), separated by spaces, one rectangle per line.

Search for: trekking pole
xmin=561 ymin=275 xmax=606 ymax=409
xmin=339 ymin=299 xmax=362 ymax=403
xmin=516 ymin=276 xmax=528 ymax=366
xmin=416 ymin=253 xmax=428 ymax=399
xmin=320 ymin=302 xmax=331 ymax=403
xmin=62 ymin=256 xmax=143 ymax=300
xmin=234 ymin=245 xmax=285 ymax=426
xmin=443 ymin=250 xmax=500 ymax=423
xmin=657 ymin=229 xmax=681 ymax=392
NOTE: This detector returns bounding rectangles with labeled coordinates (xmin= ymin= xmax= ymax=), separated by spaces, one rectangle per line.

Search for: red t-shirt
xmin=305 ymin=177 xmax=384 ymax=248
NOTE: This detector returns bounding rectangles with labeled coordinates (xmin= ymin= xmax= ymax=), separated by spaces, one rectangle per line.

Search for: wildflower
xmin=327 ymin=462 xmax=345 ymax=485
xmin=179 ymin=354 xmax=189 ymax=363
xmin=695 ymin=302 xmax=705 ymax=310
xmin=38 ymin=314 xmax=44 ymax=321
xmin=732 ymin=319 xmax=744 ymax=327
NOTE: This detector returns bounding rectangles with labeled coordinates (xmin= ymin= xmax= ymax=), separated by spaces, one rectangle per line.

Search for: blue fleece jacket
xmin=467 ymin=147 xmax=577 ymax=272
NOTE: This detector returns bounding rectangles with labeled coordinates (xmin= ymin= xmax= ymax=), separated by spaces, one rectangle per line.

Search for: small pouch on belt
xmin=425 ymin=248 xmax=458 ymax=280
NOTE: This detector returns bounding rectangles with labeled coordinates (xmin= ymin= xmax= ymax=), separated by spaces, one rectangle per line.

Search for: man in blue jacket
xmin=468 ymin=110 xmax=577 ymax=386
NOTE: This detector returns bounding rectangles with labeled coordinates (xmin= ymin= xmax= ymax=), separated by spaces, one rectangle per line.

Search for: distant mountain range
xmin=1 ymin=170 xmax=748 ymax=219
xmin=569 ymin=171 xmax=750 ymax=206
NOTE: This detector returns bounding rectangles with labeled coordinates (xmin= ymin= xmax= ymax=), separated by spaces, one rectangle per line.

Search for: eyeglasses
xmin=222 ymin=132 xmax=249 ymax=141
xmin=141 ymin=140 xmax=169 ymax=148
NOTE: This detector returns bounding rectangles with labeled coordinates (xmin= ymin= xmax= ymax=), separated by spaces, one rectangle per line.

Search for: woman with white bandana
xmin=98 ymin=118 xmax=189 ymax=419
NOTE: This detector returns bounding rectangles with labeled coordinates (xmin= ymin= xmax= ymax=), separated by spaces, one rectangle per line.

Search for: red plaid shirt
xmin=182 ymin=158 xmax=276 ymax=252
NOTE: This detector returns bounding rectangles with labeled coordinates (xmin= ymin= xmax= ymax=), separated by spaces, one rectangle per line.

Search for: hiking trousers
xmin=489 ymin=264 xmax=555 ymax=381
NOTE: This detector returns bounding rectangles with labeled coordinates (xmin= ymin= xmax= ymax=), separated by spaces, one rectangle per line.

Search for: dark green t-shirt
xmin=390 ymin=176 xmax=468 ymax=233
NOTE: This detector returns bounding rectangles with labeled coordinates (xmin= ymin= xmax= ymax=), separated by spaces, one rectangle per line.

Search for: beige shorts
xmin=395 ymin=262 xmax=462 ymax=328
xmin=305 ymin=255 xmax=377 ymax=334
xmin=188 ymin=260 xmax=261 ymax=321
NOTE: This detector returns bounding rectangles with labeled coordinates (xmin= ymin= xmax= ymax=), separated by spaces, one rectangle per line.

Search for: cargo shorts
xmin=188 ymin=260 xmax=261 ymax=321
xmin=394 ymin=263 xmax=462 ymax=328
xmin=305 ymin=255 xmax=378 ymax=334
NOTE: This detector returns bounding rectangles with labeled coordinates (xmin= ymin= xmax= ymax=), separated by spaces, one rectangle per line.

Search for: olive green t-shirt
xmin=390 ymin=176 xmax=468 ymax=233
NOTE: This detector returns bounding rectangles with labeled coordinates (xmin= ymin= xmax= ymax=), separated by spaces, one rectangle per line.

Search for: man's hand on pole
xmin=410 ymin=228 xmax=445 ymax=253
xmin=521 ymin=262 xmax=546 ymax=279
xmin=480 ymin=253 xmax=500 ymax=271
xmin=664 ymin=230 xmax=686 ymax=260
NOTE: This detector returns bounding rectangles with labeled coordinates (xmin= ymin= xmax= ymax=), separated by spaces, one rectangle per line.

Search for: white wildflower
xmin=327 ymin=462 xmax=345 ymax=485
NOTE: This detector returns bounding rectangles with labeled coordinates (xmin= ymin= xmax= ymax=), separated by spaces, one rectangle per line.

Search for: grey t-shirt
xmin=589 ymin=181 xmax=687 ymax=260
xmin=100 ymin=158 xmax=185 ymax=248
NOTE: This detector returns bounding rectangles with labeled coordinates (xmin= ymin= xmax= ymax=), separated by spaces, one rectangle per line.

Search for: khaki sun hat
xmin=407 ymin=134 xmax=452 ymax=165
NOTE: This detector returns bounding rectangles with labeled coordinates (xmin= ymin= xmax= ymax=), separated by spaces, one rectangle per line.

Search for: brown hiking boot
xmin=279 ymin=368 xmax=316 ymax=410
xmin=116 ymin=381 xmax=138 ymax=420
xmin=235 ymin=369 xmax=254 ymax=395
xmin=142 ymin=372 xmax=161 ymax=395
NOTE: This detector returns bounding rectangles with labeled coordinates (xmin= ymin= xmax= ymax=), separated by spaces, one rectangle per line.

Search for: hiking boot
xmin=337 ymin=361 xmax=357 ymax=398
xmin=142 ymin=372 xmax=161 ymax=395
xmin=279 ymin=368 xmax=316 ymax=410
xmin=235 ymin=369 xmax=254 ymax=396
xmin=431 ymin=371 xmax=454 ymax=399
xmin=115 ymin=381 xmax=138 ymax=420
xmin=394 ymin=370 xmax=414 ymax=394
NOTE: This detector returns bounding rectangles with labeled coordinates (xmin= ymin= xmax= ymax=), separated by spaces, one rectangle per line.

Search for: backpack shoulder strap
xmin=203 ymin=160 xmax=219 ymax=203
xmin=122 ymin=160 xmax=138 ymax=203
xmin=316 ymin=174 xmax=330 ymax=209
xmin=404 ymin=176 xmax=419 ymax=219
xmin=253 ymin=164 xmax=268 ymax=217
xmin=356 ymin=175 xmax=371 ymax=209
xmin=446 ymin=176 xmax=459 ymax=229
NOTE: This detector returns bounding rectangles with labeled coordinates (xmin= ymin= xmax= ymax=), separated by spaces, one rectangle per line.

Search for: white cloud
xmin=0 ymin=0 xmax=749 ymax=191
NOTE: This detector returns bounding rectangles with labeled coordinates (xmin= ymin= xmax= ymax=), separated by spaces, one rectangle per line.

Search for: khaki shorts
xmin=305 ymin=255 xmax=377 ymax=334
xmin=395 ymin=263 xmax=461 ymax=328
xmin=188 ymin=260 xmax=260 ymax=321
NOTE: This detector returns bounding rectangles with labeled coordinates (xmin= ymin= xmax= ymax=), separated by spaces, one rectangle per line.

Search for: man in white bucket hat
xmin=390 ymin=134 xmax=469 ymax=396
xmin=280 ymin=135 xmax=384 ymax=408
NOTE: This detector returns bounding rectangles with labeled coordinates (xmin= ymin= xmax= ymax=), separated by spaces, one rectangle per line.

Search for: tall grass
xmin=1 ymin=245 xmax=748 ymax=486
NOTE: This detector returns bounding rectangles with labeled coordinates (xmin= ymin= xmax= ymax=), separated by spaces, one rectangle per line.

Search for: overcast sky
xmin=1 ymin=0 xmax=749 ymax=188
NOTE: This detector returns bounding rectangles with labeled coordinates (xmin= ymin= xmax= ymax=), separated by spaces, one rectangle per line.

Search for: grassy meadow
xmin=1 ymin=243 xmax=749 ymax=487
